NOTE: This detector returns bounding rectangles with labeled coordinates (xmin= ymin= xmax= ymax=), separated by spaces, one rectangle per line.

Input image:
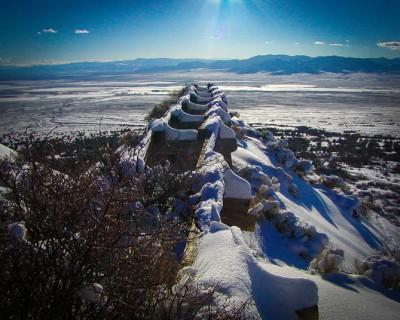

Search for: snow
xmin=147 ymin=118 xmax=198 ymax=140
xmin=8 ymin=221 xmax=27 ymax=240
xmin=192 ymin=224 xmax=319 ymax=319
xmin=358 ymin=255 xmax=400 ymax=289
xmin=207 ymin=98 xmax=228 ymax=112
xmin=2 ymin=79 xmax=399 ymax=319
xmin=265 ymin=263 xmax=400 ymax=319
xmin=269 ymin=139 xmax=314 ymax=174
xmin=0 ymin=143 xmax=17 ymax=161
xmin=192 ymin=156 xmax=225 ymax=230
xmin=223 ymin=168 xmax=251 ymax=200
xmin=77 ymin=283 xmax=106 ymax=305
xmin=202 ymin=115 xmax=236 ymax=140
xmin=231 ymin=136 xmax=398 ymax=271
xmin=179 ymin=97 xmax=209 ymax=112
xmin=189 ymin=91 xmax=212 ymax=103
xmin=218 ymin=114 xmax=400 ymax=318
xmin=168 ymin=104 xmax=204 ymax=123
xmin=1 ymin=72 xmax=399 ymax=137
xmin=309 ymin=247 xmax=345 ymax=274
xmin=204 ymin=105 xmax=231 ymax=124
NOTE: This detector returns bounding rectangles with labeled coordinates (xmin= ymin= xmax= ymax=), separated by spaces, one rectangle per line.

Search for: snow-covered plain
xmin=1 ymin=70 xmax=399 ymax=137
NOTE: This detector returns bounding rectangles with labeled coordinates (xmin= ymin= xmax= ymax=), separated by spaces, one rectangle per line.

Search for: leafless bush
xmin=145 ymin=88 xmax=185 ymax=121
xmin=0 ymin=134 xmax=250 ymax=319
xmin=356 ymin=199 xmax=374 ymax=220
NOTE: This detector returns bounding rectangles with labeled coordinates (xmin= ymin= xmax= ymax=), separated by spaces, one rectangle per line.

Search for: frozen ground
xmin=1 ymin=70 xmax=399 ymax=137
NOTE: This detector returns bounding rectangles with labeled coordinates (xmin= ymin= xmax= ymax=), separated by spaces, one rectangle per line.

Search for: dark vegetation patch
xmin=1 ymin=128 xmax=137 ymax=177
xmin=145 ymin=87 xmax=186 ymax=121
xmin=257 ymin=126 xmax=400 ymax=226
xmin=0 ymin=95 xmax=252 ymax=319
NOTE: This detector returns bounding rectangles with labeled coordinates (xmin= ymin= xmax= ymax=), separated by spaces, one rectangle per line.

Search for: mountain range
xmin=1 ymin=55 xmax=400 ymax=80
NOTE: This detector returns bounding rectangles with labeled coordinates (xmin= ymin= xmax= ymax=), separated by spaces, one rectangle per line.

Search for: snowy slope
xmin=233 ymin=136 xmax=400 ymax=271
xmin=192 ymin=128 xmax=400 ymax=319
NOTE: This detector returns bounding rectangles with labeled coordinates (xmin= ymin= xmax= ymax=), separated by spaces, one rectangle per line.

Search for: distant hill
xmin=1 ymin=55 xmax=400 ymax=80
xmin=208 ymin=55 xmax=400 ymax=75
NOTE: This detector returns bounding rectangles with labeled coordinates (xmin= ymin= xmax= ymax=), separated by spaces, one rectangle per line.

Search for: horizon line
xmin=1 ymin=54 xmax=399 ymax=68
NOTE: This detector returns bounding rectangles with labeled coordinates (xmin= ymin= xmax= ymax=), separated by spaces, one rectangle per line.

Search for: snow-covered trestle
xmin=143 ymin=83 xmax=254 ymax=231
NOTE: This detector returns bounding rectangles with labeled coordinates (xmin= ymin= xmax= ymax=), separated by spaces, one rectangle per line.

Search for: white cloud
xmin=329 ymin=43 xmax=343 ymax=47
xmin=74 ymin=29 xmax=90 ymax=34
xmin=209 ymin=35 xmax=223 ymax=40
xmin=42 ymin=29 xmax=57 ymax=33
xmin=377 ymin=41 xmax=400 ymax=51
xmin=314 ymin=41 xmax=325 ymax=45
xmin=265 ymin=41 xmax=273 ymax=44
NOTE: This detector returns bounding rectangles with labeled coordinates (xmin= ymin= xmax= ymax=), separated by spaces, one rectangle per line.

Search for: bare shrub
xmin=145 ymin=88 xmax=185 ymax=121
xmin=0 ymin=134 xmax=250 ymax=319
xmin=119 ymin=129 xmax=141 ymax=150
xmin=357 ymin=199 xmax=374 ymax=220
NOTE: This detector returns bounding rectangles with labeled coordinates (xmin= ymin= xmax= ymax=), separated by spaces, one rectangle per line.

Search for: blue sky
xmin=0 ymin=0 xmax=399 ymax=66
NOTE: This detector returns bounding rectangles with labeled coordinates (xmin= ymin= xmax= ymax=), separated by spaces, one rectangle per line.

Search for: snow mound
xmin=358 ymin=255 xmax=400 ymax=289
xmin=193 ymin=225 xmax=318 ymax=319
xmin=262 ymin=208 xmax=329 ymax=260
